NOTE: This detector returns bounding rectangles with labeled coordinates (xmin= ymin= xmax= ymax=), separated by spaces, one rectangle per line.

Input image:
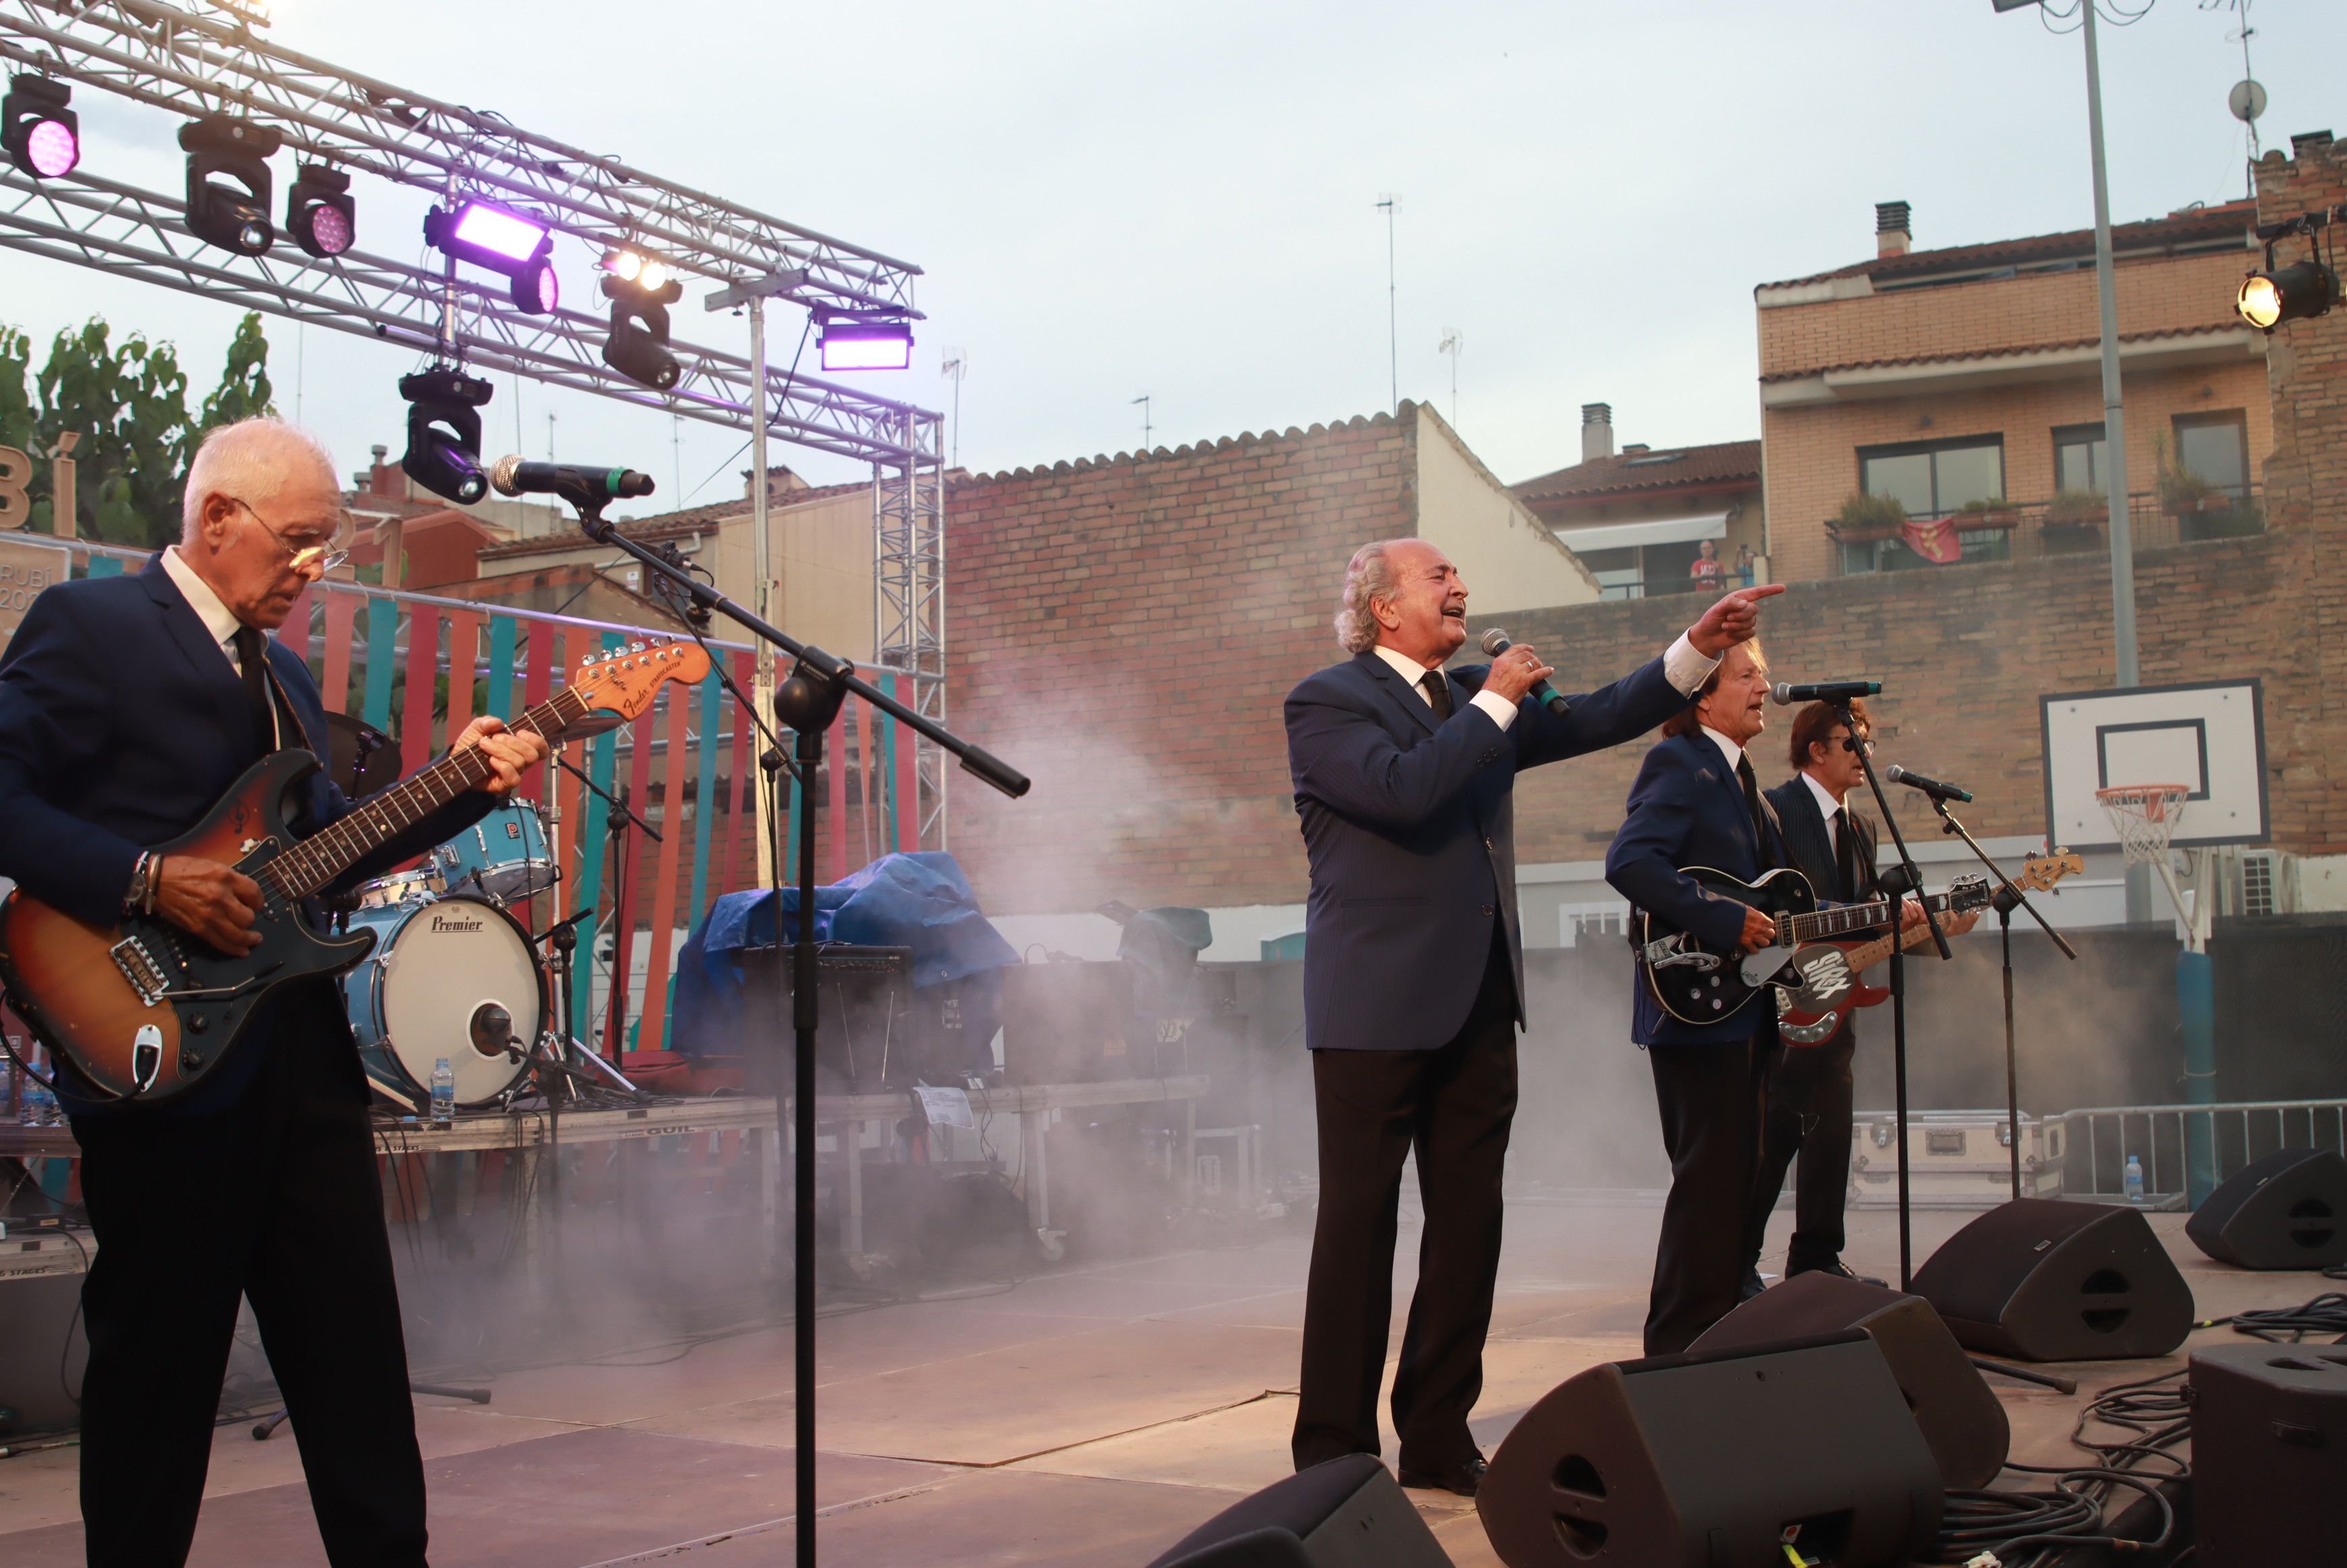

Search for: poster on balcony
xmin=1901 ymin=513 xmax=1962 ymax=565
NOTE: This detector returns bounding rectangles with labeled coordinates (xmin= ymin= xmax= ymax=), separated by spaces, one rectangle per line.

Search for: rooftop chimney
xmin=2290 ymin=130 xmax=2336 ymax=161
xmin=1876 ymin=200 xmax=1912 ymax=258
xmin=1581 ymin=402 xmax=1614 ymax=464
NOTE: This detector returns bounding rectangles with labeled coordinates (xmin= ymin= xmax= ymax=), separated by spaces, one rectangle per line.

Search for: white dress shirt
xmin=1800 ymin=768 xmax=1847 ymax=824
xmin=161 ymin=545 xmax=279 ymax=745
xmin=1377 ymin=631 xmax=1720 ymax=733
xmin=1700 ymin=724 xmax=1745 ymax=775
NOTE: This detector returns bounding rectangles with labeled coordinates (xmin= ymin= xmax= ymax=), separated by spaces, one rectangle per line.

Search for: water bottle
xmin=2124 ymin=1154 xmax=2145 ymax=1204
xmin=430 ymin=1058 xmax=456 ymax=1128
xmin=14 ymin=1081 xmax=32 ymax=1127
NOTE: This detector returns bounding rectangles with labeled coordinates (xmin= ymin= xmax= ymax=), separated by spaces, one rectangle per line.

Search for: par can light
xmin=2237 ymin=259 xmax=2339 ymax=333
xmin=3 ymin=75 xmax=78 ymax=179
xmin=286 ymin=164 xmax=354 ymax=258
xmin=180 ymin=115 xmax=281 ymax=256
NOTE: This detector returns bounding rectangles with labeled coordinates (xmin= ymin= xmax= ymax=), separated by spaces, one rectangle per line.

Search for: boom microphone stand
xmin=1834 ymin=702 xmax=1947 ymax=1292
xmin=564 ymin=495 xmax=1027 ymax=1568
xmin=1928 ymin=800 xmax=2077 ymax=1201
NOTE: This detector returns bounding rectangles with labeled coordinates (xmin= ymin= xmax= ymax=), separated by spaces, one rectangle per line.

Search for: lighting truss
xmin=871 ymin=410 xmax=948 ymax=845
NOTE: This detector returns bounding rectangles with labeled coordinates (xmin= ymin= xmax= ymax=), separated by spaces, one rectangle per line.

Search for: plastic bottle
xmin=430 ymin=1058 xmax=456 ymax=1128
xmin=2124 ymin=1154 xmax=2145 ymax=1204
xmin=14 ymin=1081 xmax=31 ymax=1127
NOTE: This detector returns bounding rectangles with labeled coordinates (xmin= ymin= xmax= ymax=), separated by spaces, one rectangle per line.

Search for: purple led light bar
xmin=819 ymin=320 xmax=914 ymax=372
xmin=450 ymin=200 xmax=550 ymax=264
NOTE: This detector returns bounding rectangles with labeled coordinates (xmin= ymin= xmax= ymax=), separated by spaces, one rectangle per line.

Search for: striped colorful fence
xmin=33 ymin=542 xmax=924 ymax=1061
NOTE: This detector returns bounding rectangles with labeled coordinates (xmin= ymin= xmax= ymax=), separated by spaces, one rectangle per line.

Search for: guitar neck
xmin=1781 ymin=885 xmax=1962 ymax=946
xmin=260 ymin=687 xmax=588 ymax=901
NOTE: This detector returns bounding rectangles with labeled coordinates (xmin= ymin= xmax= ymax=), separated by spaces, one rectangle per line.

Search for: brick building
xmin=1513 ymin=403 xmax=1764 ymax=599
xmin=1758 ymin=197 xmax=2269 ymax=585
xmin=941 ymin=403 xmax=1596 ymax=956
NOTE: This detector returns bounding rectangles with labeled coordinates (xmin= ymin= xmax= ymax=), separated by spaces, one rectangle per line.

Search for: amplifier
xmin=733 ymin=944 xmax=913 ymax=1094
xmin=1851 ymin=1109 xmax=2064 ymax=1209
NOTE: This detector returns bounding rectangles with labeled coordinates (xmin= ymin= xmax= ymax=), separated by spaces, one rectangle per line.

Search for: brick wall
xmin=944 ymin=412 xmax=1418 ymax=914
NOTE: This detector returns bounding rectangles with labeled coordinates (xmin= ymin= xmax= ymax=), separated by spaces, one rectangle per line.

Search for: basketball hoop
xmin=2096 ymin=783 xmax=2189 ymax=866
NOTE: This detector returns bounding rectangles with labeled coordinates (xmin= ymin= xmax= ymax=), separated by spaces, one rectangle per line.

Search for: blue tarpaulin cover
xmin=670 ymin=852 xmax=1017 ymax=1060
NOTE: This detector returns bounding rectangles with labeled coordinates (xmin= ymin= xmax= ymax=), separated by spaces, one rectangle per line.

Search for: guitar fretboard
xmin=1780 ymin=888 xmax=1966 ymax=946
xmin=259 ymin=686 xmax=588 ymax=902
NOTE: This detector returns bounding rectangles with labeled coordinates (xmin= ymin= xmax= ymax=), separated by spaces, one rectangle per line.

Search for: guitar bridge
xmin=110 ymin=935 xmax=169 ymax=1008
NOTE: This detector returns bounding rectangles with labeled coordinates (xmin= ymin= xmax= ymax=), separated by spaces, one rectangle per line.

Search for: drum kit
xmin=322 ymin=715 xmax=634 ymax=1115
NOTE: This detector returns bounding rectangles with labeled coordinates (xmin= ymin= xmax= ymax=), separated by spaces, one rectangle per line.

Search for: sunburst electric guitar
xmin=0 ymin=639 xmax=708 ymax=1104
xmin=1773 ymin=850 xmax=2085 ymax=1044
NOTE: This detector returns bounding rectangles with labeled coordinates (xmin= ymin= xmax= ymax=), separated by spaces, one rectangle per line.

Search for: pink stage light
xmin=450 ymin=201 xmax=550 ymax=264
xmin=819 ymin=320 xmax=915 ymax=372
xmin=24 ymin=117 xmax=75 ymax=178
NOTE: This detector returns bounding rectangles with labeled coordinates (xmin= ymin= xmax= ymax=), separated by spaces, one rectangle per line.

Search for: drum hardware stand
xmin=1927 ymin=800 xmax=2077 ymax=1202
xmin=568 ymin=490 xmax=1027 ymax=1568
xmin=549 ymin=754 xmax=662 ymax=1063
xmin=531 ymin=908 xmax=640 ymax=1104
xmin=1831 ymin=702 xmax=1947 ymax=1292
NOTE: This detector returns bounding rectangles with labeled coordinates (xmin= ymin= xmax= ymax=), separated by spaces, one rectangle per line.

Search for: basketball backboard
xmin=2041 ymin=680 xmax=2268 ymax=853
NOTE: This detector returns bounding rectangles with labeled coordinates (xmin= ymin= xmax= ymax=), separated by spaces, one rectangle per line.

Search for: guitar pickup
xmin=110 ymin=935 xmax=169 ymax=1008
xmin=1639 ymin=937 xmax=1720 ymax=973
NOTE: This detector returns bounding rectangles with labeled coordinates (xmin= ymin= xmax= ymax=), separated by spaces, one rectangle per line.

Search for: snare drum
xmin=435 ymin=798 xmax=558 ymax=904
xmin=352 ymin=864 xmax=446 ymax=910
xmin=341 ymin=893 xmax=547 ymax=1110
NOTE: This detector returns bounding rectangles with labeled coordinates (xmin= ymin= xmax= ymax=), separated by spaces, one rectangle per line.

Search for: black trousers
xmin=1643 ymin=1034 xmax=1771 ymax=1356
xmin=70 ymin=985 xmax=427 ymax=1568
xmin=1743 ymin=1025 xmax=1858 ymax=1277
xmin=1292 ymin=942 xmax=1518 ymax=1473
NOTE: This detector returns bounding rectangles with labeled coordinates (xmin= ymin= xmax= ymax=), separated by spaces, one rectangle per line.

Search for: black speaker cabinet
xmin=1477 ymin=1331 xmax=1941 ymax=1568
xmin=2189 ymin=1342 xmax=2347 ymax=1567
xmin=1145 ymin=1454 xmax=1449 ymax=1568
xmin=1688 ymin=1271 xmax=2008 ymax=1488
xmin=2185 ymin=1147 xmax=2347 ymax=1270
xmin=1910 ymin=1199 xmax=2193 ymax=1362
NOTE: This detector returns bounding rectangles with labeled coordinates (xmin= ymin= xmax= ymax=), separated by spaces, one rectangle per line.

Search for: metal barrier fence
xmin=2056 ymin=1098 xmax=2347 ymax=1204
xmin=20 ymin=538 xmax=923 ymax=1060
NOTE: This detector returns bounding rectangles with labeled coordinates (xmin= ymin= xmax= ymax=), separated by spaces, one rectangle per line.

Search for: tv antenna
xmin=1437 ymin=328 xmax=1462 ymax=427
xmin=942 ymin=348 xmax=967 ymax=469
xmin=1132 ymin=393 xmax=1153 ymax=451
xmin=2220 ymin=0 xmax=2265 ymax=194
xmin=1376 ymin=195 xmax=1399 ymax=414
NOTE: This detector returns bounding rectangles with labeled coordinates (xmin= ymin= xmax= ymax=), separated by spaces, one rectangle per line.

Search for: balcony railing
xmin=1826 ymin=487 xmax=2265 ymax=574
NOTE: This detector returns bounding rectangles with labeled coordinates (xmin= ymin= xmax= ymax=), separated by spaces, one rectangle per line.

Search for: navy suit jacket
xmin=1285 ymin=648 xmax=1689 ymax=1052
xmin=1606 ymin=731 xmax=1785 ymax=1048
xmin=0 ymin=556 xmax=493 ymax=1112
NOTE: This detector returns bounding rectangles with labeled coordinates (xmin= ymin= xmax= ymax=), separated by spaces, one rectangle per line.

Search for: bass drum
xmin=342 ymin=894 xmax=546 ymax=1110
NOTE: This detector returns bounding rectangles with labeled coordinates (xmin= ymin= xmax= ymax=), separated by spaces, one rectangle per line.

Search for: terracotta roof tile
xmin=1758 ymin=200 xmax=2256 ymax=293
xmin=1511 ymin=439 xmax=1762 ymax=503
xmin=1757 ymin=322 xmax=2248 ymax=384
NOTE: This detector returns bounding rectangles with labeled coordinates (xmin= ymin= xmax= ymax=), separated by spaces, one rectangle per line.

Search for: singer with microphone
xmin=1284 ymin=537 xmax=1780 ymax=1492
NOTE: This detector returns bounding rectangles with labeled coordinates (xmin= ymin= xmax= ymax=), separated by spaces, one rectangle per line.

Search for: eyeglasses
xmin=227 ymin=496 xmax=352 ymax=576
xmin=1840 ymin=735 xmax=1877 ymax=756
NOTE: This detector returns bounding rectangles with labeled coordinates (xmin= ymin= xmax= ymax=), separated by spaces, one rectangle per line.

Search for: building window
xmin=2052 ymin=423 xmax=2108 ymax=493
xmin=1576 ymin=547 xmax=1644 ymax=601
xmin=1845 ymin=436 xmax=2006 ymax=573
xmin=1574 ymin=542 xmax=1709 ymax=599
xmin=2172 ymin=412 xmax=2249 ymax=499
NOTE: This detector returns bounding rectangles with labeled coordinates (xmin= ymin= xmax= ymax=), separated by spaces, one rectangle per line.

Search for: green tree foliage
xmin=0 ymin=312 xmax=276 ymax=547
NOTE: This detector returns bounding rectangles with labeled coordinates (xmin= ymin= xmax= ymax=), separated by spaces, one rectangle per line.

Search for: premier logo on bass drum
xmin=429 ymin=913 xmax=485 ymax=933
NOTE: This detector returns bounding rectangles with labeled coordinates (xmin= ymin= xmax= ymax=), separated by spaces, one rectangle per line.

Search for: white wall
xmin=1411 ymin=406 xmax=1599 ymax=615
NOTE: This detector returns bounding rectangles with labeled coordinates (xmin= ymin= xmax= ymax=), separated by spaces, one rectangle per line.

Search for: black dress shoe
xmin=1739 ymin=1266 xmax=1766 ymax=1302
xmin=1791 ymin=1259 xmax=1887 ymax=1288
xmin=1397 ymin=1454 xmax=1487 ymax=1497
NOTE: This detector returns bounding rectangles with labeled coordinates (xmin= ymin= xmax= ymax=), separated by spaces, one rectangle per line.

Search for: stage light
xmin=2237 ymin=259 xmax=2339 ymax=333
xmin=180 ymin=115 xmax=281 ymax=255
xmin=602 ymin=247 xmax=670 ymax=293
xmin=286 ymin=164 xmax=354 ymax=258
xmin=817 ymin=312 xmax=915 ymax=372
xmin=3 ymin=75 xmax=78 ymax=179
xmin=424 ymin=198 xmax=560 ymax=315
xmin=399 ymin=368 xmax=495 ymax=504
xmin=600 ymin=265 xmax=685 ymax=391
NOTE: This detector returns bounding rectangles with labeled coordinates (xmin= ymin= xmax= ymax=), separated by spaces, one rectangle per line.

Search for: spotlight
xmin=180 ymin=115 xmax=281 ymax=255
xmin=817 ymin=311 xmax=915 ymax=372
xmin=600 ymin=264 xmax=684 ymax=391
xmin=398 ymin=368 xmax=495 ymax=504
xmin=3 ymin=75 xmax=78 ymax=179
xmin=424 ymin=198 xmax=560 ymax=315
xmin=602 ymin=247 xmax=670 ymax=293
xmin=2237 ymin=260 xmax=2339 ymax=333
xmin=286 ymin=164 xmax=354 ymax=258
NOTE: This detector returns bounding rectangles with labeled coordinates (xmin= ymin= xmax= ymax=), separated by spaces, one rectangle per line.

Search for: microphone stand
xmin=565 ymin=497 xmax=1028 ymax=1568
xmin=1928 ymin=800 xmax=2078 ymax=1202
xmin=1835 ymin=704 xmax=1946 ymax=1292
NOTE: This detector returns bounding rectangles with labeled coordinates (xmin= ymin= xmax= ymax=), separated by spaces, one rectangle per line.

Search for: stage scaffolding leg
xmin=872 ymin=410 xmax=947 ymax=848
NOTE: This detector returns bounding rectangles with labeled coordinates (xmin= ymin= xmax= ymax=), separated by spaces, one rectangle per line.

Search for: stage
xmin=0 ymin=1195 xmax=2300 ymax=1565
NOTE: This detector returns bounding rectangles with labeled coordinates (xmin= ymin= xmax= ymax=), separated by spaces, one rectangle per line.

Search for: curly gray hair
xmin=1334 ymin=538 xmax=1409 ymax=653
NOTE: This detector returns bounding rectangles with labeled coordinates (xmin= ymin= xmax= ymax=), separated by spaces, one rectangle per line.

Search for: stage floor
xmin=0 ymin=1196 xmax=2303 ymax=1565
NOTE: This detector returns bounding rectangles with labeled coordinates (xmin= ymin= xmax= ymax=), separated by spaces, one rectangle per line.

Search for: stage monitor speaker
xmin=1910 ymin=1198 xmax=2192 ymax=1362
xmin=1477 ymin=1331 xmax=1941 ymax=1568
xmin=1144 ymin=1453 xmax=1449 ymax=1568
xmin=2184 ymin=1147 xmax=2347 ymax=1270
xmin=1687 ymin=1271 xmax=2008 ymax=1488
xmin=2189 ymin=1342 xmax=2347 ymax=1567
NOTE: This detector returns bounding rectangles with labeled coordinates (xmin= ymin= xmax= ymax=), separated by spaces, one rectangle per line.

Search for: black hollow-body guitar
xmin=1634 ymin=866 xmax=1991 ymax=1027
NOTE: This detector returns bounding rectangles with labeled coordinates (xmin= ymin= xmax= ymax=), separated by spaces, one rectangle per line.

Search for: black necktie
xmin=1420 ymin=669 xmax=1455 ymax=721
xmin=1737 ymin=754 xmax=1770 ymax=860
xmin=1835 ymin=808 xmax=1860 ymax=899
xmin=232 ymin=625 xmax=276 ymax=756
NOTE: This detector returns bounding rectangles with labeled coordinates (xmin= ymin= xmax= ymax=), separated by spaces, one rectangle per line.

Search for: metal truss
xmin=0 ymin=0 xmax=919 ymax=312
xmin=871 ymin=411 xmax=948 ymax=845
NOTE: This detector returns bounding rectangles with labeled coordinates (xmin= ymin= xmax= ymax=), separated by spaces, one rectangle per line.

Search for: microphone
xmin=1478 ymin=628 xmax=1570 ymax=716
xmin=1770 ymin=679 xmax=1882 ymax=706
xmin=1886 ymin=764 xmax=1973 ymax=804
xmin=489 ymin=455 xmax=656 ymax=508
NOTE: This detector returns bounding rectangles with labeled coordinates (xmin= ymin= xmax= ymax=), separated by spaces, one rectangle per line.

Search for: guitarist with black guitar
xmin=1741 ymin=701 xmax=1968 ymax=1300
xmin=0 ymin=420 xmax=547 ymax=1568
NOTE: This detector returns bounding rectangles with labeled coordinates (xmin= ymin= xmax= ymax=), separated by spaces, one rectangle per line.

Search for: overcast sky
xmin=5 ymin=0 xmax=2340 ymax=512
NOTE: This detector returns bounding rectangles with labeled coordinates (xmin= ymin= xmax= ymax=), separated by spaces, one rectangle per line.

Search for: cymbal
xmin=324 ymin=710 xmax=403 ymax=798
